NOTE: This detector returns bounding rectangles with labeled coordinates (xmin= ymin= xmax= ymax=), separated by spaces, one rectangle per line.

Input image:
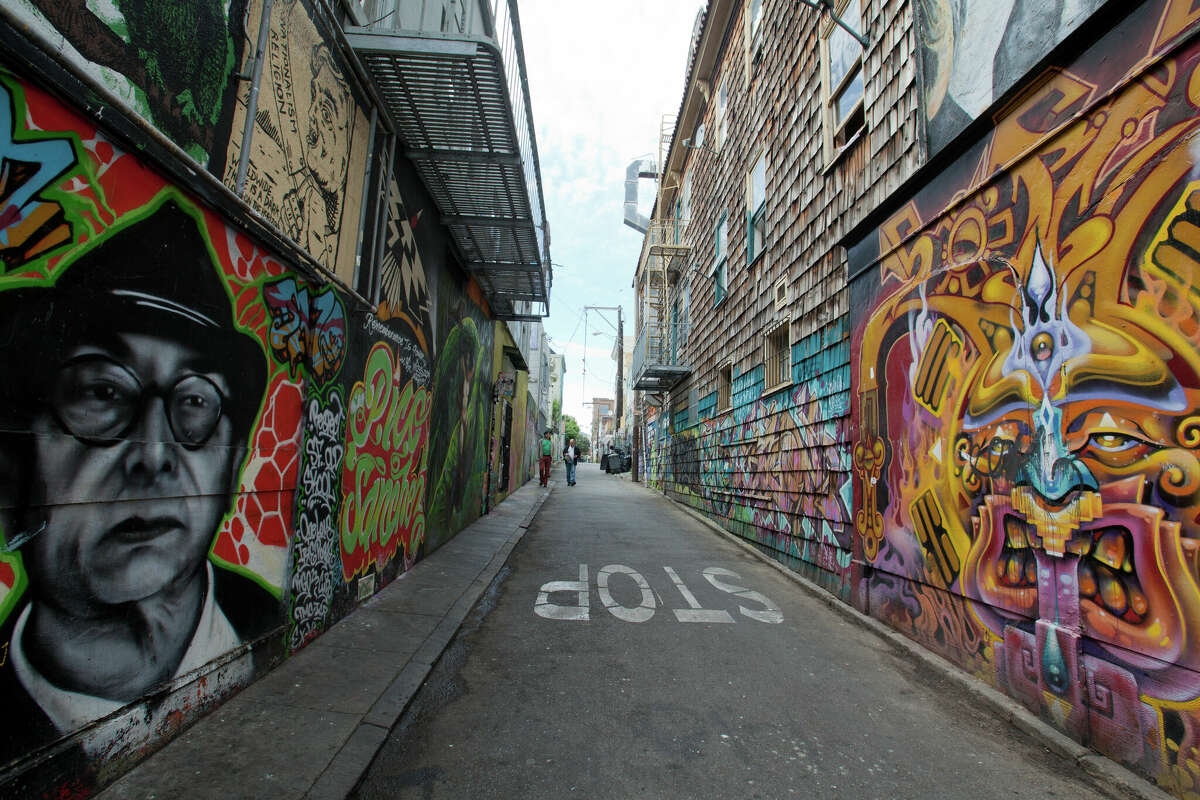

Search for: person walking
xmin=562 ymin=437 xmax=579 ymax=486
xmin=539 ymin=431 xmax=553 ymax=487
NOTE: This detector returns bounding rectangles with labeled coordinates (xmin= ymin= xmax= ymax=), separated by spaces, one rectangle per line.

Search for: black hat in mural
xmin=0 ymin=199 xmax=267 ymax=438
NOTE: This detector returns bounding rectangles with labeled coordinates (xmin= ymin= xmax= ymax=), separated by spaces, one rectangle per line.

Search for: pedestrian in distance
xmin=539 ymin=431 xmax=552 ymax=486
xmin=562 ymin=437 xmax=580 ymax=486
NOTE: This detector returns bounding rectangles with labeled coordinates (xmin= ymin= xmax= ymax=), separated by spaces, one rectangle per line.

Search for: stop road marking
xmin=534 ymin=564 xmax=783 ymax=624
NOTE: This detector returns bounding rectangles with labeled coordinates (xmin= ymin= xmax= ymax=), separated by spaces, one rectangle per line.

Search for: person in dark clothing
xmin=562 ymin=437 xmax=580 ymax=486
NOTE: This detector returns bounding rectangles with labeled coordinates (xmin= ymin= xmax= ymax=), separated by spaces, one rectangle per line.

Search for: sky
xmin=519 ymin=0 xmax=704 ymax=431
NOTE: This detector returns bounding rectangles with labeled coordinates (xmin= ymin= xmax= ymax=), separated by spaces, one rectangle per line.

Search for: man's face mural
xmin=25 ymin=332 xmax=238 ymax=608
xmin=304 ymin=49 xmax=351 ymax=194
xmin=854 ymin=54 xmax=1200 ymax=780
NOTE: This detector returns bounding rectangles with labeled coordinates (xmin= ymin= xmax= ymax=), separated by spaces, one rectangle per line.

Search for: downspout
xmin=235 ymin=0 xmax=274 ymax=195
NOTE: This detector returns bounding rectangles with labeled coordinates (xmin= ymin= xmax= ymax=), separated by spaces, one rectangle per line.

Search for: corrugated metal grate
xmin=347 ymin=29 xmax=548 ymax=319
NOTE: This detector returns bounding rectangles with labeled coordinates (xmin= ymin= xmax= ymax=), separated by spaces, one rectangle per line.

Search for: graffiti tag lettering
xmin=341 ymin=342 xmax=430 ymax=580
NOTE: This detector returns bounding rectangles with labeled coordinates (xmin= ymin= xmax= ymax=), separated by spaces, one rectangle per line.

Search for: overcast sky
xmin=520 ymin=0 xmax=704 ymax=431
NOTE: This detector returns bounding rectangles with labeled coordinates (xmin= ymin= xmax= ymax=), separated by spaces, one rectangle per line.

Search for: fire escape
xmin=344 ymin=0 xmax=549 ymax=320
xmin=631 ymin=115 xmax=691 ymax=394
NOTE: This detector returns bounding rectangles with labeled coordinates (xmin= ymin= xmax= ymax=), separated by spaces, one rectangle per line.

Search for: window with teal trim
xmin=714 ymin=212 xmax=728 ymax=305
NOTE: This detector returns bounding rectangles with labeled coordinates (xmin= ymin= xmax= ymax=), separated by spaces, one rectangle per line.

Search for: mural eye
xmin=1031 ymin=331 xmax=1054 ymax=362
xmin=1088 ymin=432 xmax=1141 ymax=452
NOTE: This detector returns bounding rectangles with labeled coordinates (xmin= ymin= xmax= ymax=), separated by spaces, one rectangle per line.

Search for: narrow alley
xmin=351 ymin=464 xmax=1120 ymax=800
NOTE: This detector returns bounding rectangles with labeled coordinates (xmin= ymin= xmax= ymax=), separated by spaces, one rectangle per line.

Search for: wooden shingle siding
xmin=642 ymin=0 xmax=922 ymax=593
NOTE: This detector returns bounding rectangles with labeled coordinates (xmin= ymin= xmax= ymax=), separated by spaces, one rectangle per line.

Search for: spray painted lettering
xmin=289 ymin=390 xmax=346 ymax=649
xmin=341 ymin=342 xmax=430 ymax=579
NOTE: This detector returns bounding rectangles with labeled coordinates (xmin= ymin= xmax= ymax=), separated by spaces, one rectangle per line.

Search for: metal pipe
xmin=352 ymin=106 xmax=379 ymax=292
xmin=235 ymin=0 xmax=274 ymax=195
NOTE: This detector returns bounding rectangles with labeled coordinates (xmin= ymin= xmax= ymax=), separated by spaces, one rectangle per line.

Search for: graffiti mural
xmin=426 ymin=289 xmax=494 ymax=551
xmin=853 ymin=3 xmax=1200 ymax=789
xmin=341 ymin=341 xmax=430 ymax=580
xmin=17 ymin=0 xmax=247 ymax=163
xmin=646 ymin=341 xmax=852 ymax=597
xmin=917 ymin=0 xmax=1109 ymax=154
xmin=262 ymin=278 xmax=349 ymax=650
xmin=0 ymin=68 xmax=306 ymax=779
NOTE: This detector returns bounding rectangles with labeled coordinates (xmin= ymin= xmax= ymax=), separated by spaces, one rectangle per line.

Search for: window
xmin=716 ymin=77 xmax=728 ymax=149
xmin=746 ymin=152 xmax=766 ymax=263
xmin=681 ymin=170 xmax=692 ymax=224
xmin=749 ymin=0 xmax=764 ymax=43
xmin=718 ymin=362 xmax=733 ymax=411
xmin=746 ymin=0 xmax=765 ymax=71
xmin=764 ymin=323 xmax=790 ymax=390
xmin=713 ymin=213 xmax=728 ymax=304
xmin=822 ymin=0 xmax=865 ymax=160
xmin=695 ymin=121 xmax=706 ymax=150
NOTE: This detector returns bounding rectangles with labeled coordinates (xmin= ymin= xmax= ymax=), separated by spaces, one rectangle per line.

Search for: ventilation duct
xmin=623 ymin=157 xmax=657 ymax=234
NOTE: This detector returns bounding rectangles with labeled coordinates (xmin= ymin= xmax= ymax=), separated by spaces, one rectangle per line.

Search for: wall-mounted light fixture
xmin=797 ymin=0 xmax=870 ymax=48
xmin=680 ymin=137 xmax=717 ymax=155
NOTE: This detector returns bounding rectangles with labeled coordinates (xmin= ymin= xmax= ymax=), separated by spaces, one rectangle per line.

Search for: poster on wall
xmin=852 ymin=1 xmax=1200 ymax=789
xmin=221 ymin=0 xmax=370 ymax=281
xmin=917 ymin=0 xmax=1110 ymax=154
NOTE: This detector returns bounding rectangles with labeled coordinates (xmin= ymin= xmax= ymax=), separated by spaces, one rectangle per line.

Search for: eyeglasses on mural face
xmin=50 ymin=355 xmax=225 ymax=447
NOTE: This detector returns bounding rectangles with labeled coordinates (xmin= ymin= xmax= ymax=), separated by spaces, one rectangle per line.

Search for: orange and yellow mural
xmin=852 ymin=1 xmax=1200 ymax=792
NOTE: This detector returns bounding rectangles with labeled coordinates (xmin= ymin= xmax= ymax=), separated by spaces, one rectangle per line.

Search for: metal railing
xmin=632 ymin=320 xmax=691 ymax=387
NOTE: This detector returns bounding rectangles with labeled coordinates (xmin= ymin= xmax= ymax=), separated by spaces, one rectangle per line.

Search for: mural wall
xmin=851 ymin=1 xmax=1200 ymax=791
xmin=11 ymin=0 xmax=370 ymax=280
xmin=0 ymin=32 xmax=514 ymax=792
xmin=643 ymin=326 xmax=853 ymax=598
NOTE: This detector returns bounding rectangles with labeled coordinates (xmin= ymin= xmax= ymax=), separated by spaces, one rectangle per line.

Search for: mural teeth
xmin=1128 ymin=580 xmax=1149 ymax=617
xmin=1005 ymin=554 xmax=1023 ymax=585
xmin=1094 ymin=529 xmax=1127 ymax=570
xmin=1078 ymin=561 xmax=1098 ymax=597
xmin=1098 ymin=565 xmax=1128 ymax=616
xmin=1004 ymin=517 xmax=1029 ymax=548
xmin=1023 ymin=553 xmax=1037 ymax=585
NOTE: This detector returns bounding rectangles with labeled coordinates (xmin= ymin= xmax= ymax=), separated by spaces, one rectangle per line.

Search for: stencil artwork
xmin=854 ymin=7 xmax=1200 ymax=788
xmin=222 ymin=0 xmax=368 ymax=276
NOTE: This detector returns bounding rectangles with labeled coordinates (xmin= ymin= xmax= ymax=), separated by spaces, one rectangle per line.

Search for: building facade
xmin=633 ymin=0 xmax=1200 ymax=794
xmin=0 ymin=0 xmax=552 ymax=795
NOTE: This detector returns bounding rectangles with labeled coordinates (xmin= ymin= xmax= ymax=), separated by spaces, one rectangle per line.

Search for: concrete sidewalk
xmin=99 ymin=473 xmax=555 ymax=800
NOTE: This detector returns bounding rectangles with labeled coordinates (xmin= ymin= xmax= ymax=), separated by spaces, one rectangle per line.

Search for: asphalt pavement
xmin=349 ymin=462 xmax=1134 ymax=800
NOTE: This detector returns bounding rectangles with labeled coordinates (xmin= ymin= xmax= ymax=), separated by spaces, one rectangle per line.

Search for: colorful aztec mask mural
xmin=852 ymin=3 xmax=1200 ymax=791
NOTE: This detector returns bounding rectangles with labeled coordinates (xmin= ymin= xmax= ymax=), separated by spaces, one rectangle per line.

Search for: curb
xmin=304 ymin=481 xmax=555 ymax=799
xmin=652 ymin=487 xmax=1173 ymax=800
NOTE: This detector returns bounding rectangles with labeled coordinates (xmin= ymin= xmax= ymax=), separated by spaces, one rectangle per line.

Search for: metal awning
xmin=346 ymin=24 xmax=548 ymax=320
xmin=633 ymin=366 xmax=691 ymax=392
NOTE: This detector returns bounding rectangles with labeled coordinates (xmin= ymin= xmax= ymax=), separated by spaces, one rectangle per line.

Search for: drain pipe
xmin=235 ymin=0 xmax=274 ymax=195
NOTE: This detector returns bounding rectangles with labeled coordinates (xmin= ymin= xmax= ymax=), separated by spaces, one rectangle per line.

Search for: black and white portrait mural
xmin=918 ymin=0 xmax=1110 ymax=153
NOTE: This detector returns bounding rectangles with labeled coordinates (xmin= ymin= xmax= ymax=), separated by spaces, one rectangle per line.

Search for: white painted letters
xmin=597 ymin=564 xmax=656 ymax=622
xmin=534 ymin=565 xmax=783 ymax=624
xmin=702 ymin=567 xmax=784 ymax=623
xmin=664 ymin=566 xmax=735 ymax=623
xmin=534 ymin=564 xmax=590 ymax=620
